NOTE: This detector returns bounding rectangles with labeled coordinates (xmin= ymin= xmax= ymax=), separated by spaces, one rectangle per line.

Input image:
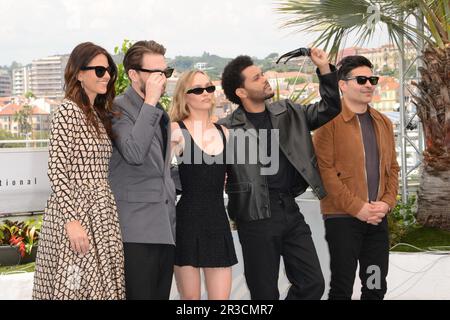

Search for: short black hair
xmin=221 ymin=55 xmax=254 ymax=105
xmin=337 ymin=55 xmax=373 ymax=80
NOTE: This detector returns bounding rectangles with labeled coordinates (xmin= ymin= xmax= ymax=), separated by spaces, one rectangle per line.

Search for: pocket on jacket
xmin=225 ymin=182 xmax=251 ymax=193
xmin=337 ymin=170 xmax=352 ymax=180
xmin=226 ymin=183 xmax=253 ymax=221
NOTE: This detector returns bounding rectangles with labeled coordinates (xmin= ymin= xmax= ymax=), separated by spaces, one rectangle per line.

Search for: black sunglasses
xmin=186 ymin=85 xmax=216 ymax=95
xmin=136 ymin=67 xmax=174 ymax=78
xmin=80 ymin=66 xmax=112 ymax=78
xmin=345 ymin=76 xmax=379 ymax=85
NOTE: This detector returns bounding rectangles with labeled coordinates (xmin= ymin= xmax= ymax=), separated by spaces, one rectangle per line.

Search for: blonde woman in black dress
xmin=169 ymin=70 xmax=237 ymax=300
xmin=33 ymin=43 xmax=125 ymax=299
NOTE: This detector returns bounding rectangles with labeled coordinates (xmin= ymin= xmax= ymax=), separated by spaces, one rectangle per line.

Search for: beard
xmin=263 ymin=82 xmax=275 ymax=101
xmin=246 ymin=84 xmax=275 ymax=103
xmin=264 ymin=92 xmax=275 ymax=100
xmin=139 ymin=78 xmax=146 ymax=96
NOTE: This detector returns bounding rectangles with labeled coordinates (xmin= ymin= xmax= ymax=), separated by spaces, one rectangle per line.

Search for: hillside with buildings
xmin=0 ymin=43 xmax=418 ymax=142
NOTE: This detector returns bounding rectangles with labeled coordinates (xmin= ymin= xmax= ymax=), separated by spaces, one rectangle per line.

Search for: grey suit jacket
xmin=109 ymin=87 xmax=176 ymax=244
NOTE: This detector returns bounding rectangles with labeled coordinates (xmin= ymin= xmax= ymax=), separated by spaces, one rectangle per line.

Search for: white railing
xmin=0 ymin=140 xmax=49 ymax=145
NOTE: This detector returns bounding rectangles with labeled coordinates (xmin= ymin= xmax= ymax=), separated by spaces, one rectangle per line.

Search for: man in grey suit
xmin=109 ymin=40 xmax=176 ymax=300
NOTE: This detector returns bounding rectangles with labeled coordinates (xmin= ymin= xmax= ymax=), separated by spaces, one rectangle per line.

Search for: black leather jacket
xmin=218 ymin=66 xmax=341 ymax=222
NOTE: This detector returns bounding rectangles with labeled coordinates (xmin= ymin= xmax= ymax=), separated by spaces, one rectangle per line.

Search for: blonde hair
xmin=169 ymin=70 xmax=216 ymax=122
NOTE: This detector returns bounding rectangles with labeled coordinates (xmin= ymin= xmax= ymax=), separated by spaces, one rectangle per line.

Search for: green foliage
xmin=0 ymin=128 xmax=24 ymax=148
xmin=170 ymin=52 xmax=232 ymax=80
xmin=273 ymin=78 xmax=318 ymax=104
xmin=169 ymin=52 xmax=302 ymax=80
xmin=171 ymin=56 xmax=196 ymax=70
xmin=160 ymin=94 xmax=172 ymax=111
xmin=0 ymin=262 xmax=35 ymax=274
xmin=0 ymin=128 xmax=21 ymax=140
xmin=276 ymin=0 xmax=450 ymax=61
xmin=311 ymin=74 xmax=319 ymax=83
xmin=13 ymin=104 xmax=32 ymax=137
xmin=114 ymin=39 xmax=133 ymax=96
xmin=24 ymin=91 xmax=36 ymax=99
xmin=388 ymin=195 xmax=418 ymax=247
xmin=265 ymin=52 xmax=279 ymax=60
xmin=113 ymin=39 xmax=173 ymax=110
xmin=285 ymin=77 xmax=307 ymax=85
xmin=394 ymin=225 xmax=450 ymax=252
xmin=0 ymin=218 xmax=42 ymax=257
xmin=380 ymin=66 xmax=397 ymax=77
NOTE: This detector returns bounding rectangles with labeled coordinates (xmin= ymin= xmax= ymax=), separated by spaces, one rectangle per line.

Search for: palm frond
xmin=276 ymin=0 xmax=446 ymax=60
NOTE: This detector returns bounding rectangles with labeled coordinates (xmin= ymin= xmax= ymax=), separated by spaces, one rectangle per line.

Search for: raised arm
xmin=112 ymin=101 xmax=163 ymax=165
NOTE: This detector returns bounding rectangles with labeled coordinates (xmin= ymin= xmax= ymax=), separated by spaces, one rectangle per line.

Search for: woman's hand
xmin=65 ymin=220 xmax=90 ymax=255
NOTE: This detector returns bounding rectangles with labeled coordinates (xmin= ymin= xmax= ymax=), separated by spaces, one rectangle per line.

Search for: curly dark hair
xmin=337 ymin=55 xmax=373 ymax=80
xmin=64 ymin=42 xmax=117 ymax=139
xmin=221 ymin=55 xmax=254 ymax=105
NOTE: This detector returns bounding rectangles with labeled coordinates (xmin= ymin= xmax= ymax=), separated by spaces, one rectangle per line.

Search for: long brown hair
xmin=64 ymin=42 xmax=117 ymax=139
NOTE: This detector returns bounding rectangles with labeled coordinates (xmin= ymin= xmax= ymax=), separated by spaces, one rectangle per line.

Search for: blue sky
xmin=1 ymin=0 xmax=390 ymax=66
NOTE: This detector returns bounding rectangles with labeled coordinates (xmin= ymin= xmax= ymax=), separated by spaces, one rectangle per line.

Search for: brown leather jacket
xmin=312 ymin=99 xmax=400 ymax=216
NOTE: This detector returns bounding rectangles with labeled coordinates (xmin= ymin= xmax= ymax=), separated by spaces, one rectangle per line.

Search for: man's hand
xmin=309 ymin=48 xmax=331 ymax=75
xmin=371 ymin=201 xmax=390 ymax=214
xmin=366 ymin=212 xmax=386 ymax=225
xmin=355 ymin=202 xmax=385 ymax=225
xmin=366 ymin=201 xmax=390 ymax=225
xmin=144 ymin=72 xmax=166 ymax=106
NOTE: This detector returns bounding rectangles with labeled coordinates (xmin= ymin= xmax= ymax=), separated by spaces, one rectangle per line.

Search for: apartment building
xmin=29 ymin=55 xmax=69 ymax=99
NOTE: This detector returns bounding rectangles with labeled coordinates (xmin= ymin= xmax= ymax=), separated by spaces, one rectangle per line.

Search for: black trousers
xmin=325 ymin=216 xmax=389 ymax=300
xmin=237 ymin=192 xmax=325 ymax=300
xmin=123 ymin=242 xmax=175 ymax=300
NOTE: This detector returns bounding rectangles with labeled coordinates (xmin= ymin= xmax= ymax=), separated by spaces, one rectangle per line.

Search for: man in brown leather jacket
xmin=219 ymin=48 xmax=341 ymax=300
xmin=313 ymin=55 xmax=400 ymax=300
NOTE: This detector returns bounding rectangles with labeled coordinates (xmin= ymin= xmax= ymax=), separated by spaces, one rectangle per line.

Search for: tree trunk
xmin=417 ymin=165 xmax=450 ymax=231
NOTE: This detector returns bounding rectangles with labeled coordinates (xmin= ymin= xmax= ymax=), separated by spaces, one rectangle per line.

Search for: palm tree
xmin=14 ymin=104 xmax=33 ymax=139
xmin=276 ymin=0 xmax=450 ymax=230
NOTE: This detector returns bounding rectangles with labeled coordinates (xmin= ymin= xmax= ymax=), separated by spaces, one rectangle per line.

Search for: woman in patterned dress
xmin=32 ymin=42 xmax=125 ymax=300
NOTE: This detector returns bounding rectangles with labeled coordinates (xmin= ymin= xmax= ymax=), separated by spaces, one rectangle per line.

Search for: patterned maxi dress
xmin=32 ymin=99 xmax=125 ymax=300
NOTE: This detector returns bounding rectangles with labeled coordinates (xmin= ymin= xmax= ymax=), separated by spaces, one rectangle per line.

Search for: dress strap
xmin=177 ymin=120 xmax=192 ymax=142
xmin=177 ymin=120 xmax=188 ymax=130
xmin=214 ymin=123 xmax=227 ymax=150
xmin=177 ymin=120 xmax=194 ymax=155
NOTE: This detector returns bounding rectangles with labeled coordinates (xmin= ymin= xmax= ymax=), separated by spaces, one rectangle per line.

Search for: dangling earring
xmin=79 ymin=80 xmax=85 ymax=89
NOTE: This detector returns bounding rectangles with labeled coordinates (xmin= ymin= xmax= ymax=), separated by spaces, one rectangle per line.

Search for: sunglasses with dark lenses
xmin=186 ymin=85 xmax=216 ymax=95
xmin=345 ymin=76 xmax=379 ymax=85
xmin=136 ymin=67 xmax=174 ymax=78
xmin=80 ymin=66 xmax=112 ymax=78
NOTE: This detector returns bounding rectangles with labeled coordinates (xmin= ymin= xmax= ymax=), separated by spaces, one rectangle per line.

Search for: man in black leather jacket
xmin=218 ymin=48 xmax=341 ymax=299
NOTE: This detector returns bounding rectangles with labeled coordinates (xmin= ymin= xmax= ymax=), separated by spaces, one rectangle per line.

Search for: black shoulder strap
xmin=177 ymin=120 xmax=194 ymax=154
xmin=177 ymin=120 xmax=187 ymax=130
xmin=214 ymin=123 xmax=227 ymax=147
